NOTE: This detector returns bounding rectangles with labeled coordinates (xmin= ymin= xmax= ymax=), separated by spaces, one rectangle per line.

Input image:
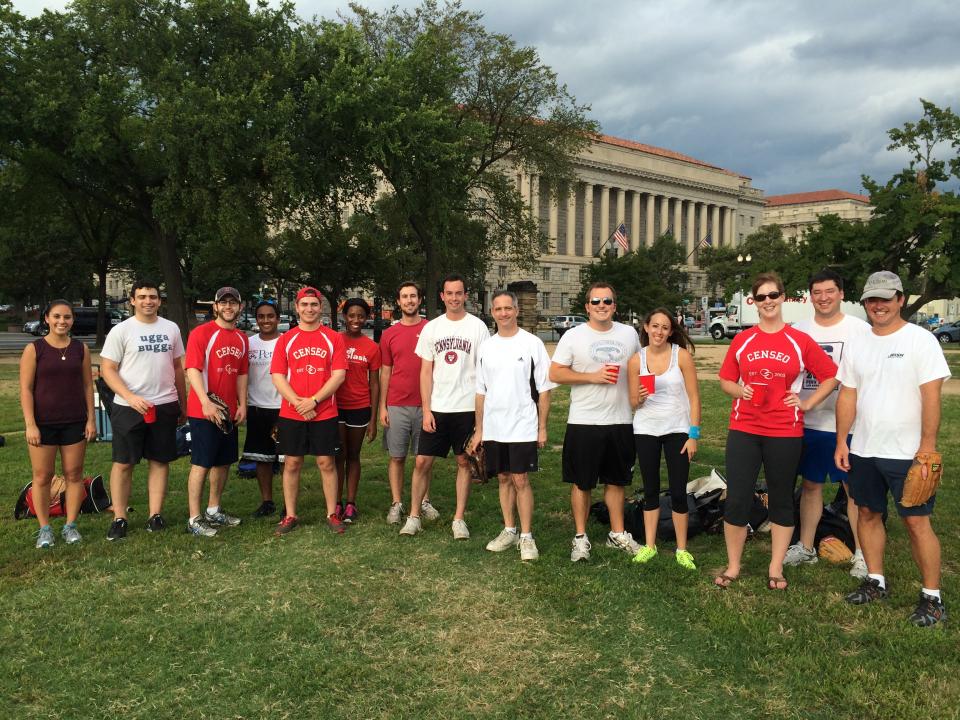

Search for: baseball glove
xmin=462 ymin=431 xmax=487 ymax=484
xmin=818 ymin=535 xmax=853 ymax=564
xmin=900 ymin=451 xmax=943 ymax=507
xmin=207 ymin=392 xmax=234 ymax=434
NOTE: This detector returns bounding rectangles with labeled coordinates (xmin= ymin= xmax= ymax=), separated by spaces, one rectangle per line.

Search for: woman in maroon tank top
xmin=19 ymin=300 xmax=96 ymax=548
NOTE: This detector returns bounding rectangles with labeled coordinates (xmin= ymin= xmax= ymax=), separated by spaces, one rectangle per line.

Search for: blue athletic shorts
xmin=188 ymin=417 xmax=239 ymax=469
xmin=848 ymin=454 xmax=935 ymax=517
xmin=798 ymin=428 xmax=850 ymax=484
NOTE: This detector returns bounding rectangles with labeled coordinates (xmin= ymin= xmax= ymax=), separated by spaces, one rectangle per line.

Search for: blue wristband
xmin=688 ymin=426 xmax=701 ymax=440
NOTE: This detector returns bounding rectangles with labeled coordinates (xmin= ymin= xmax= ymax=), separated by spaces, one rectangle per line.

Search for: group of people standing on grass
xmin=20 ymin=268 xmax=950 ymax=626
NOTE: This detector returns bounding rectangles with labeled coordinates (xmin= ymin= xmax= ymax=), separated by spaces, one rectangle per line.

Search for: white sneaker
xmin=485 ymin=529 xmax=519 ymax=552
xmin=606 ymin=531 xmax=640 ymax=555
xmin=399 ymin=516 xmax=422 ymax=536
xmin=519 ymin=536 xmax=539 ymax=561
xmin=570 ymin=535 xmax=591 ymax=562
xmin=386 ymin=502 xmax=405 ymax=525
xmin=849 ymin=552 xmax=868 ymax=580
xmin=784 ymin=542 xmax=818 ymax=566
xmin=420 ymin=500 xmax=440 ymax=522
xmin=452 ymin=518 xmax=470 ymax=540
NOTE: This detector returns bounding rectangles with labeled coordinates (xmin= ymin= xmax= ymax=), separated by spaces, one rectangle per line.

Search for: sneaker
xmin=606 ymin=531 xmax=641 ymax=555
xmin=452 ymin=518 xmax=470 ymax=540
xmin=845 ymin=577 xmax=889 ymax=605
xmin=252 ymin=501 xmax=276 ymax=518
xmin=519 ymin=536 xmax=539 ymax=561
xmin=570 ymin=535 xmax=591 ymax=562
xmin=35 ymin=525 xmax=55 ymax=549
xmin=327 ymin=513 xmax=346 ymax=534
xmin=485 ymin=528 xmax=519 ymax=552
xmin=334 ymin=501 xmax=344 ymax=520
xmin=275 ymin=515 xmax=299 ymax=536
xmin=784 ymin=542 xmax=818 ymax=566
xmin=106 ymin=518 xmax=128 ymax=541
xmin=399 ymin=516 xmax=422 ymax=536
xmin=343 ymin=503 xmax=358 ymax=524
xmin=61 ymin=522 xmax=82 ymax=545
xmin=187 ymin=516 xmax=217 ymax=537
xmin=145 ymin=514 xmax=166 ymax=532
xmin=420 ymin=499 xmax=440 ymax=522
xmin=204 ymin=509 xmax=241 ymax=527
xmin=674 ymin=549 xmax=697 ymax=571
xmin=849 ymin=553 xmax=868 ymax=580
xmin=908 ymin=592 xmax=947 ymax=627
xmin=386 ymin=502 xmax=406 ymax=525
xmin=632 ymin=544 xmax=658 ymax=564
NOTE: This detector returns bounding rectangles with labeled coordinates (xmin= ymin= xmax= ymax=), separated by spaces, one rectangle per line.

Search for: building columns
xmin=530 ymin=174 xmax=540 ymax=226
xmin=548 ymin=195 xmax=559 ymax=246
xmin=659 ymin=196 xmax=670 ymax=240
xmin=600 ymin=185 xmax=610 ymax=246
xmin=711 ymin=205 xmax=720 ymax=247
xmin=673 ymin=198 xmax=683 ymax=244
xmin=566 ymin=188 xmax=577 ymax=257
xmin=645 ymin=193 xmax=655 ymax=247
xmin=685 ymin=200 xmax=696 ymax=261
xmin=631 ymin=191 xmax=641 ymax=250
xmin=583 ymin=183 xmax=594 ymax=255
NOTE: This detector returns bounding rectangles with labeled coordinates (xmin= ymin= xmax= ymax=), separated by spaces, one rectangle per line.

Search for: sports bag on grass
xmin=14 ymin=474 xmax=111 ymax=520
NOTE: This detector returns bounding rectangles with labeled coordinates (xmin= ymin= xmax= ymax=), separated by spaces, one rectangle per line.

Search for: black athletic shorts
xmin=417 ymin=411 xmax=474 ymax=458
xmin=483 ymin=440 xmax=538 ymax=478
xmin=242 ymin=406 xmax=280 ymax=462
xmin=277 ymin=416 xmax=340 ymax=457
xmin=111 ymin=401 xmax=180 ymax=465
xmin=338 ymin=406 xmax=372 ymax=427
xmin=39 ymin=421 xmax=86 ymax=447
xmin=189 ymin=417 xmax=239 ymax=469
xmin=562 ymin=424 xmax=634 ymax=491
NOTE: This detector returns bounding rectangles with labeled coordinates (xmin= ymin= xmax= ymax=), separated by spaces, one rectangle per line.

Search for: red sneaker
xmin=275 ymin=515 xmax=299 ymax=536
xmin=327 ymin=513 xmax=346 ymax=534
xmin=334 ymin=501 xmax=344 ymax=520
xmin=343 ymin=503 xmax=358 ymax=524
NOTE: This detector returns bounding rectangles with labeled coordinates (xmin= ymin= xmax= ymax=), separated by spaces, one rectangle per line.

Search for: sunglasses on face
xmin=754 ymin=291 xmax=782 ymax=302
xmin=589 ymin=297 xmax=614 ymax=306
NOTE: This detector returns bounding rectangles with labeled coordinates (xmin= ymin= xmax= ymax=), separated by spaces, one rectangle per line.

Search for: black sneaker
xmin=845 ymin=577 xmax=889 ymax=605
xmin=908 ymin=592 xmax=947 ymax=627
xmin=252 ymin=501 xmax=276 ymax=518
xmin=107 ymin=518 xmax=128 ymax=541
xmin=145 ymin=514 xmax=166 ymax=532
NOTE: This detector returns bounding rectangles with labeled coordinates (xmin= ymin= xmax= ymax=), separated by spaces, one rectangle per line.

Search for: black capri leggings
xmin=635 ymin=433 xmax=690 ymax=513
xmin=724 ymin=429 xmax=802 ymax=527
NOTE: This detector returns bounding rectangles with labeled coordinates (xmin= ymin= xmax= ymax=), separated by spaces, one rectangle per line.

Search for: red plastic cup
xmin=143 ymin=404 xmax=157 ymax=424
xmin=605 ymin=364 xmax=620 ymax=383
xmin=749 ymin=382 xmax=768 ymax=408
xmin=639 ymin=374 xmax=656 ymax=395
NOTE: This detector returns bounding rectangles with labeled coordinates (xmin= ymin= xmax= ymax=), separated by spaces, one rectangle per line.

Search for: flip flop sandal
xmin=767 ymin=576 xmax=788 ymax=591
xmin=714 ymin=573 xmax=738 ymax=589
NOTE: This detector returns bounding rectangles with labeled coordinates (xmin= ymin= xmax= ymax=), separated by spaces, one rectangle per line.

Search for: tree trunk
xmin=424 ymin=241 xmax=438 ymax=319
xmin=152 ymin=223 xmax=191 ymax=340
xmin=903 ymin=294 xmax=930 ymax=321
xmin=96 ymin=264 xmax=108 ymax=345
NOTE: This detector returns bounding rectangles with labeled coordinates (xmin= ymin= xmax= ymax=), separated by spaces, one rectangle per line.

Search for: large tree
xmin=345 ymin=0 xmax=598 ymax=316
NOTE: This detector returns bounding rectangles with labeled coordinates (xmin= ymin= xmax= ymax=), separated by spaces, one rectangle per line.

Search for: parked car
xmin=23 ymin=319 xmax=43 ymax=335
xmin=551 ymin=314 xmax=587 ymax=337
xmin=935 ymin=321 xmax=960 ymax=344
xmin=35 ymin=307 xmax=124 ymax=336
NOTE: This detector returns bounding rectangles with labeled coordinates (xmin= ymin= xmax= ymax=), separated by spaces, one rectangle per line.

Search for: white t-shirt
xmin=836 ymin=322 xmax=951 ymax=460
xmin=247 ymin=334 xmax=281 ymax=409
xmin=632 ymin=344 xmax=691 ymax=436
xmin=415 ymin=313 xmax=490 ymax=413
xmin=476 ymin=329 xmax=557 ymax=442
xmin=552 ymin=321 xmax=641 ymax=425
xmin=100 ymin=316 xmax=185 ymax=407
xmin=793 ymin=314 xmax=871 ymax=432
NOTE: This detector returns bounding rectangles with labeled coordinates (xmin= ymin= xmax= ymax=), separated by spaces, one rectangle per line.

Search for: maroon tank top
xmin=32 ymin=338 xmax=87 ymax=425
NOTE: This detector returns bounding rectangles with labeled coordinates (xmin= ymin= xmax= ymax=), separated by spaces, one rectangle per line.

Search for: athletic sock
xmin=922 ymin=587 xmax=942 ymax=601
xmin=206 ymin=505 xmax=220 ymax=516
xmin=852 ymin=549 xmax=864 ymax=560
xmin=520 ymin=532 xmax=533 ymax=540
xmin=504 ymin=527 xmax=517 ymax=534
xmin=868 ymin=573 xmax=886 ymax=590
xmin=575 ymin=533 xmax=586 ymax=539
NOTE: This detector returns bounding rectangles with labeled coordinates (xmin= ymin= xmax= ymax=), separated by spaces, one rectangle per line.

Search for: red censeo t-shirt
xmin=270 ymin=325 xmax=348 ymax=422
xmin=185 ymin=321 xmax=249 ymax=418
xmin=336 ymin=333 xmax=382 ymax=410
xmin=718 ymin=325 xmax=837 ymax=437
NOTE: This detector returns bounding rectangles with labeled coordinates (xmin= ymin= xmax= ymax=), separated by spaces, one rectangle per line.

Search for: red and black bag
xmin=14 ymin=474 xmax=111 ymax=520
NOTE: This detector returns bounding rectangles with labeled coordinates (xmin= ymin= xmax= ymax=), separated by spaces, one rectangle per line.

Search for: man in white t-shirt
xmin=549 ymin=282 xmax=642 ymax=562
xmin=835 ymin=271 xmax=951 ymax=627
xmin=400 ymin=274 xmax=490 ymax=539
xmin=467 ymin=290 xmax=556 ymax=561
xmin=785 ymin=269 xmax=871 ymax=578
xmin=100 ymin=280 xmax=186 ymax=541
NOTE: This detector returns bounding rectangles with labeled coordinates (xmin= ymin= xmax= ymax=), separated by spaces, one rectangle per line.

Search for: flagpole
xmin=595 ymin=226 xmax=620 ymax=256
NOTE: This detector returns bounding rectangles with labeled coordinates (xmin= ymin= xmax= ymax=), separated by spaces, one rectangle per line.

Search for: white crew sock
xmin=921 ymin=587 xmax=942 ymax=601
xmin=868 ymin=573 xmax=886 ymax=589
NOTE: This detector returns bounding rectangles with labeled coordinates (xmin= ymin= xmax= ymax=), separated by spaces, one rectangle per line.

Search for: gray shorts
xmin=382 ymin=405 xmax=423 ymax=458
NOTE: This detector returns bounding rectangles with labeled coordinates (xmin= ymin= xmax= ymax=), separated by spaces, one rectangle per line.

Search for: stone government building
xmin=486 ymin=133 xmax=766 ymax=316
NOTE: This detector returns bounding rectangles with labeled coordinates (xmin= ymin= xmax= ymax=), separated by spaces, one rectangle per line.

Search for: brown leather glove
xmin=900 ymin=451 xmax=943 ymax=507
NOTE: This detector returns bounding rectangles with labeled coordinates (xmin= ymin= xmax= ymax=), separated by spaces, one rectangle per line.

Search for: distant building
xmin=762 ymin=189 xmax=872 ymax=241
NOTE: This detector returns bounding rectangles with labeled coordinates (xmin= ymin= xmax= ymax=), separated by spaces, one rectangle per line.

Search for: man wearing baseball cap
xmin=184 ymin=286 xmax=249 ymax=537
xmin=270 ymin=286 xmax=348 ymax=534
xmin=834 ymin=271 xmax=951 ymax=626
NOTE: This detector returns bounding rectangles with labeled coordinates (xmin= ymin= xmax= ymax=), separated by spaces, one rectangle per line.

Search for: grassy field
xmin=1 ymin=357 xmax=958 ymax=720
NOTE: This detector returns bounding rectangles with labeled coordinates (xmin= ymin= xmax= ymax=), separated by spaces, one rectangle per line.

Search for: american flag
xmin=613 ymin=223 xmax=629 ymax=252
xmin=698 ymin=232 xmax=712 ymax=249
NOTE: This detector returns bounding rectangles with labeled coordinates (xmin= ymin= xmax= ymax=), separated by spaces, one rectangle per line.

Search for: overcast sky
xmin=15 ymin=0 xmax=960 ymax=195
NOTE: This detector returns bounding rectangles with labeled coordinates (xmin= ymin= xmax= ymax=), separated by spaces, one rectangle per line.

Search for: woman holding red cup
xmin=627 ymin=308 xmax=701 ymax=569
xmin=715 ymin=272 xmax=839 ymax=590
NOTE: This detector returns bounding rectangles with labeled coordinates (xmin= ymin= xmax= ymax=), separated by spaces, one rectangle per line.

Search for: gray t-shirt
xmin=100 ymin=316 xmax=185 ymax=406
xmin=552 ymin=321 xmax=640 ymax=425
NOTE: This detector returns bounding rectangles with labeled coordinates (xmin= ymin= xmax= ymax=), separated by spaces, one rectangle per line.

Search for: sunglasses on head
xmin=754 ymin=291 xmax=782 ymax=302
xmin=589 ymin=297 xmax=614 ymax=306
